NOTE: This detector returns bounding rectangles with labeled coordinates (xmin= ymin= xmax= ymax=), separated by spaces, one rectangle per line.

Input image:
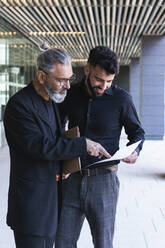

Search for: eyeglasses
xmin=54 ymin=74 xmax=76 ymax=86
xmin=39 ymin=68 xmax=76 ymax=86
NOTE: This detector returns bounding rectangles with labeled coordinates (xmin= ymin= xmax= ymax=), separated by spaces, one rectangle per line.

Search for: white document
xmin=89 ymin=140 xmax=141 ymax=166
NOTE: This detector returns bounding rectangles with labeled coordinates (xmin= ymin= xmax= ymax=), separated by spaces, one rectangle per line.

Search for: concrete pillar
xmin=114 ymin=66 xmax=129 ymax=92
xmin=140 ymin=36 xmax=165 ymax=140
xmin=129 ymin=58 xmax=140 ymax=117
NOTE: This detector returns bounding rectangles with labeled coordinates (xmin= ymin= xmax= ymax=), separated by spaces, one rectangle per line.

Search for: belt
xmin=80 ymin=165 xmax=117 ymax=176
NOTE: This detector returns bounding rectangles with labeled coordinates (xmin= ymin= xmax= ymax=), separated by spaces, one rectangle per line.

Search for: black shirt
xmin=59 ymin=80 xmax=145 ymax=168
xmin=44 ymin=99 xmax=57 ymax=137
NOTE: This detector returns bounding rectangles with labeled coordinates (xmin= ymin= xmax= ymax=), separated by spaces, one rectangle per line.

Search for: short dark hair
xmin=88 ymin=46 xmax=119 ymax=75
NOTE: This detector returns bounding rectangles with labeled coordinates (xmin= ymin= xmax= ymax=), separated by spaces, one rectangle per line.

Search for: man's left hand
xmin=122 ymin=151 xmax=138 ymax=164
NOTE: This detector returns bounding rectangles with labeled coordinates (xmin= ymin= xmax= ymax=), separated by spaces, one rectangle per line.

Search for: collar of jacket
xmin=26 ymin=82 xmax=62 ymax=135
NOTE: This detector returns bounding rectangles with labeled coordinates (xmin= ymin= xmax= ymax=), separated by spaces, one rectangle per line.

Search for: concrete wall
xmin=114 ymin=66 xmax=129 ymax=92
xmin=140 ymin=36 xmax=165 ymax=140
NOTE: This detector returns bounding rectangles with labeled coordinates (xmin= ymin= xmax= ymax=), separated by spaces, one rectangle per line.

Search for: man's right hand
xmin=86 ymin=138 xmax=111 ymax=158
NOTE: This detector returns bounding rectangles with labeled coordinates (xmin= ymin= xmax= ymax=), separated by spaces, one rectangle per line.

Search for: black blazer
xmin=4 ymin=82 xmax=86 ymax=237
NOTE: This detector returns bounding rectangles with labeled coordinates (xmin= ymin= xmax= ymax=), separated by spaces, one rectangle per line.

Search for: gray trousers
xmin=55 ymin=171 xmax=119 ymax=248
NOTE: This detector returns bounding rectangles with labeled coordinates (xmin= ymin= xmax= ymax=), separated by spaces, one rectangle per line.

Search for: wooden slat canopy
xmin=0 ymin=0 xmax=164 ymax=65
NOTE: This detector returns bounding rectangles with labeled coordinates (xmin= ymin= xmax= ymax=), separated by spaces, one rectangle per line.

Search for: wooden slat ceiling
xmin=0 ymin=0 xmax=164 ymax=65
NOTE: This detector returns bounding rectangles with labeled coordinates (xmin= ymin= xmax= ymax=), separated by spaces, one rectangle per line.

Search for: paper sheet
xmin=89 ymin=140 xmax=142 ymax=166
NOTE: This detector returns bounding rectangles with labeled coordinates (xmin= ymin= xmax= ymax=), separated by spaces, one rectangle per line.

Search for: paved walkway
xmin=0 ymin=138 xmax=165 ymax=248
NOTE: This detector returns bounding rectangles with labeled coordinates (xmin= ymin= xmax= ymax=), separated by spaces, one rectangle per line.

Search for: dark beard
xmin=86 ymin=76 xmax=104 ymax=98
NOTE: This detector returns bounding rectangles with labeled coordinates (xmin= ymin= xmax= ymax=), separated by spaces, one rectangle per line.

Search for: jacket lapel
xmin=28 ymin=82 xmax=63 ymax=136
xmin=28 ymin=83 xmax=53 ymax=129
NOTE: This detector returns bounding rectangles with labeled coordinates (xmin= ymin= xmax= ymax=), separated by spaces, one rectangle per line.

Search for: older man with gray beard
xmin=3 ymin=47 xmax=110 ymax=248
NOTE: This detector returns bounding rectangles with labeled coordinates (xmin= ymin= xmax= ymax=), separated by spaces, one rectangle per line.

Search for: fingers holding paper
xmin=122 ymin=151 xmax=138 ymax=164
xmin=86 ymin=138 xmax=111 ymax=158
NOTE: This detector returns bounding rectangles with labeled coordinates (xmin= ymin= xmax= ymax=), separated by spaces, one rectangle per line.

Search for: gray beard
xmin=44 ymin=84 xmax=67 ymax=103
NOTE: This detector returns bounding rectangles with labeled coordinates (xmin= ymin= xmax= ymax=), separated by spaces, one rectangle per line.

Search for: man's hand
xmin=86 ymin=138 xmax=111 ymax=158
xmin=122 ymin=151 xmax=138 ymax=164
xmin=62 ymin=173 xmax=70 ymax=180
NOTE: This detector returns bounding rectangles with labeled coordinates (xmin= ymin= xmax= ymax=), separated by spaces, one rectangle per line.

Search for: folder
xmin=62 ymin=126 xmax=81 ymax=174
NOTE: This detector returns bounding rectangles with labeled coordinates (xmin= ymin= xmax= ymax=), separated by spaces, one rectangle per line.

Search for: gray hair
xmin=37 ymin=48 xmax=72 ymax=73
